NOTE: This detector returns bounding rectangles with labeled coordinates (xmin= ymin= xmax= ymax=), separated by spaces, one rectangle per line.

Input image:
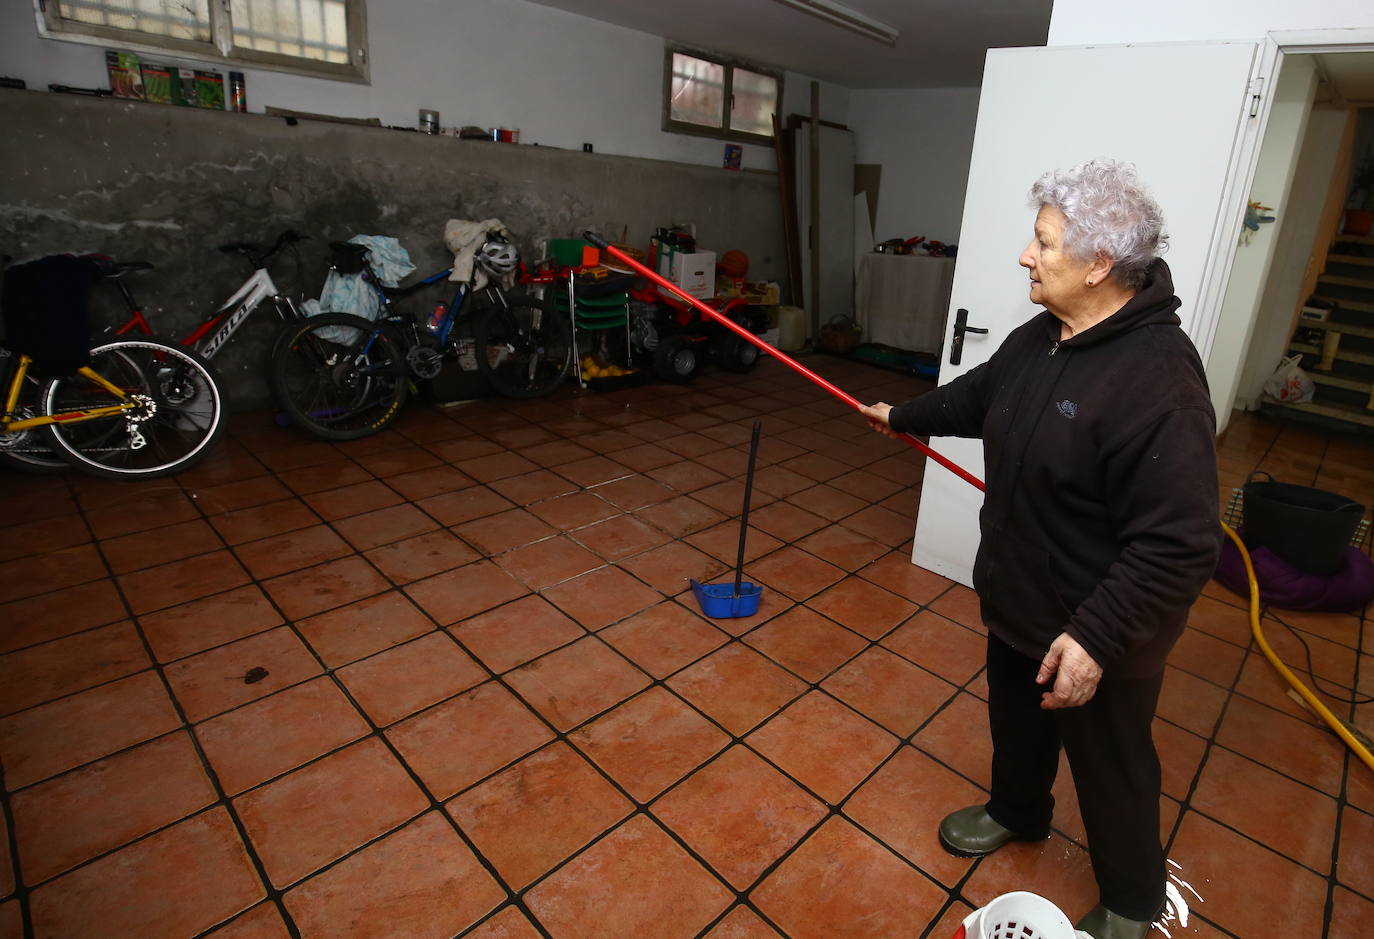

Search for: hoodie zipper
xmin=1050 ymin=341 xmax=1059 ymax=356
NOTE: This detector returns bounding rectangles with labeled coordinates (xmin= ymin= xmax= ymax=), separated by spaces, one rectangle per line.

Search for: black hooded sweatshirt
xmin=889 ymin=259 xmax=1220 ymax=677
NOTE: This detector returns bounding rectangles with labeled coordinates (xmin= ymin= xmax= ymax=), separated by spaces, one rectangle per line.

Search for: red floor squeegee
xmin=582 ymin=231 xmax=986 ymax=493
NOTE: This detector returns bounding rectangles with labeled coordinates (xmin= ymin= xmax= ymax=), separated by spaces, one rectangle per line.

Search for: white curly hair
xmin=1029 ymin=159 xmax=1168 ymax=290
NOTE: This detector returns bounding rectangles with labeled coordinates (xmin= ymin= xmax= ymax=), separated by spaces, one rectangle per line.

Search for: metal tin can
xmin=228 ymin=71 xmax=246 ymax=112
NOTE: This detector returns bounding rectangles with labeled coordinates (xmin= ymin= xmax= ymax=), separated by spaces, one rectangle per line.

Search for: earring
xmin=1087 ymin=279 xmax=1094 ymax=286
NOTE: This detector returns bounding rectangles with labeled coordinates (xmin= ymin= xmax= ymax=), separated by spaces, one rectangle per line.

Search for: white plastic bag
xmin=1263 ymin=353 xmax=1315 ymax=404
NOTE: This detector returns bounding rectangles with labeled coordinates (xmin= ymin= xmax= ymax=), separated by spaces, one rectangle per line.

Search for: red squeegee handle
xmin=583 ymin=231 xmax=986 ymax=492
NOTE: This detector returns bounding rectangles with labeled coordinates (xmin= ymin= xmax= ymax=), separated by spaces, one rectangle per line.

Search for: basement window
xmin=36 ymin=0 xmax=370 ymax=83
xmin=663 ymin=47 xmax=781 ymax=145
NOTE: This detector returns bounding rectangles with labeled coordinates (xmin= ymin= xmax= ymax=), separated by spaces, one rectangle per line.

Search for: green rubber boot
xmin=1074 ymin=904 xmax=1160 ymax=939
xmin=937 ymin=805 xmax=1049 ymax=858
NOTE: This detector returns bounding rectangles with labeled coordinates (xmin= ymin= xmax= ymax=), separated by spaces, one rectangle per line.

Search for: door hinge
xmin=1248 ymin=77 xmax=1264 ymax=118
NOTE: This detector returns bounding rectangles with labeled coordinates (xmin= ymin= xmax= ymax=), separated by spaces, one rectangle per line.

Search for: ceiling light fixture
xmin=771 ymin=0 xmax=899 ymax=46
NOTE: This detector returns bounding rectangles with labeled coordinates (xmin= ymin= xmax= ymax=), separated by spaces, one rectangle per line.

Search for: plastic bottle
xmin=427 ymin=302 xmax=447 ymax=332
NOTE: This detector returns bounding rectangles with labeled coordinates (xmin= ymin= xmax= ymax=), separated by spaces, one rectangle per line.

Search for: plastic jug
xmin=778 ymin=305 xmax=806 ymax=351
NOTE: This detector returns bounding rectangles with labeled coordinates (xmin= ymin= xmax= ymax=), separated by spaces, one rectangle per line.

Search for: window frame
xmin=35 ymin=0 xmax=371 ymax=84
xmin=661 ymin=45 xmax=782 ymax=145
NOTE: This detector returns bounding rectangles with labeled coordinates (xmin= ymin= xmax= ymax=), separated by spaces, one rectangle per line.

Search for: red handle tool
xmin=582 ymin=231 xmax=986 ymax=492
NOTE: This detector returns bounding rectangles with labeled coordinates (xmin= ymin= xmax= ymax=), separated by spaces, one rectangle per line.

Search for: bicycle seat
xmin=86 ymin=256 xmax=154 ymax=278
xmin=328 ymin=241 xmax=371 ymax=274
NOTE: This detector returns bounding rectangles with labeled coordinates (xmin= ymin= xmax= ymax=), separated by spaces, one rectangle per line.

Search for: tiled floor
xmin=0 ymin=355 xmax=1371 ymax=938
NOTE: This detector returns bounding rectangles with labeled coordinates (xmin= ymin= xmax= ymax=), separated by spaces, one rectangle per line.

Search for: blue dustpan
xmin=690 ymin=578 xmax=762 ymax=619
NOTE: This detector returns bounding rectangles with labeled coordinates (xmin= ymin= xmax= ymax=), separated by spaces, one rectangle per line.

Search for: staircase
xmin=1272 ymin=230 xmax=1374 ymax=430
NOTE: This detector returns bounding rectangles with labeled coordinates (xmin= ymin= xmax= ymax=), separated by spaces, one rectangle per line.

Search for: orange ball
xmin=719 ymin=249 xmax=749 ymax=278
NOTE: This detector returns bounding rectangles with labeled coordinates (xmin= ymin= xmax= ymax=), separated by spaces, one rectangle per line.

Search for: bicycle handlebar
xmin=217 ymin=229 xmax=308 ymax=268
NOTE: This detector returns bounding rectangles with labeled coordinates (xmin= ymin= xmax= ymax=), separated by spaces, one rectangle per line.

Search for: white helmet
xmin=476 ymin=236 xmax=518 ymax=275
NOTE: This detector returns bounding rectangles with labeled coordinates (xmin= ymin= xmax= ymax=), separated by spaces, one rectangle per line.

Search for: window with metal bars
xmin=663 ymin=46 xmax=781 ymax=145
xmin=37 ymin=0 xmax=369 ymax=83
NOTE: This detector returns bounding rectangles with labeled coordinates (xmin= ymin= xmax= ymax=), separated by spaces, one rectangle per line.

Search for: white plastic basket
xmin=956 ymin=892 xmax=1082 ymax=939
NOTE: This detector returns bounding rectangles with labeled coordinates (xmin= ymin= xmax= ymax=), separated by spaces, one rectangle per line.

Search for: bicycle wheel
xmin=42 ymin=338 xmax=225 ymax=479
xmin=473 ymin=291 xmax=572 ymax=399
xmin=0 ymin=364 xmax=68 ymax=473
xmin=271 ymin=313 xmax=408 ymax=440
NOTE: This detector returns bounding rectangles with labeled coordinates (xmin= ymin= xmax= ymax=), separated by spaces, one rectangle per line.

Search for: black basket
xmin=328 ymin=241 xmax=369 ymax=275
xmin=1242 ymin=471 xmax=1365 ymax=575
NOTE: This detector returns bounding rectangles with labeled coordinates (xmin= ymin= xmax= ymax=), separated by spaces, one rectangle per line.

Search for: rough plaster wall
xmin=0 ymin=89 xmax=785 ymax=408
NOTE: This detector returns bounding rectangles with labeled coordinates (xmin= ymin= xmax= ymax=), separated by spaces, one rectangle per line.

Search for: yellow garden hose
xmin=1219 ymin=520 xmax=1374 ymax=773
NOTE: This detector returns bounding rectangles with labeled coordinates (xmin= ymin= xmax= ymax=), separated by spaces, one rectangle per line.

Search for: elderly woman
xmin=860 ymin=160 xmax=1220 ymax=939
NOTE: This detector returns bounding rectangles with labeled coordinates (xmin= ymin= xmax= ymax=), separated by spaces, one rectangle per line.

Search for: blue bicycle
xmin=270 ymin=234 xmax=572 ymax=440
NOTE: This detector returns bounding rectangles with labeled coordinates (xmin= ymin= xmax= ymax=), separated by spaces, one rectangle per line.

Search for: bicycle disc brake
xmin=406 ymin=344 xmax=443 ymax=380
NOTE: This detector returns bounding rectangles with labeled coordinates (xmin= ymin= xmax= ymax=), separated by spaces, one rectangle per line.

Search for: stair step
xmin=1311 ymin=295 xmax=1374 ymax=317
xmin=1265 ymin=397 xmax=1374 ymax=428
xmin=1290 ymin=342 xmax=1374 ymax=368
xmin=1317 ymin=273 xmax=1374 ymax=290
xmin=1329 ymin=253 xmax=1374 ymax=268
xmin=1308 ymin=371 xmax=1374 ymax=394
xmin=1333 ymin=232 xmax=1374 ymax=247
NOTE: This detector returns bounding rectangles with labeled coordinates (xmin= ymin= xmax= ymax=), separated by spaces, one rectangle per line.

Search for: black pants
xmin=983 ymin=634 xmax=1166 ymax=921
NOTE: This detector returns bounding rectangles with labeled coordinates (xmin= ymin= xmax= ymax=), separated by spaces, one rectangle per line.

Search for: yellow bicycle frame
xmin=2 ymin=353 xmax=134 ymax=432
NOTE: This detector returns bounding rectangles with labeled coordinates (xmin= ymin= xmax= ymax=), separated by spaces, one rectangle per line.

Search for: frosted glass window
xmin=731 ymin=69 xmax=778 ymax=138
xmin=670 ymin=53 xmax=725 ymax=129
xmin=231 ymin=0 xmax=350 ymax=64
xmin=60 ymin=0 xmax=211 ymax=42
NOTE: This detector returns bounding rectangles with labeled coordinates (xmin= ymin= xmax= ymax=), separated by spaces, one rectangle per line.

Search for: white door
xmin=911 ymin=41 xmax=1262 ymax=586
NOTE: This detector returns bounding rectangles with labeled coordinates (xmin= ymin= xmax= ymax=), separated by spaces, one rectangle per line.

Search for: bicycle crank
xmin=406 ymin=345 xmax=444 ymax=380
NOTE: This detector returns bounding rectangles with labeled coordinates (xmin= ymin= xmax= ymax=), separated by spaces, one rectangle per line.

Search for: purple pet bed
xmin=1215 ymin=538 xmax=1374 ymax=612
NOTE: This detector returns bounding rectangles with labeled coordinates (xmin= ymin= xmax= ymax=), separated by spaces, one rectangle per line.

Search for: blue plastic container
xmin=689 ymin=578 xmax=762 ymax=618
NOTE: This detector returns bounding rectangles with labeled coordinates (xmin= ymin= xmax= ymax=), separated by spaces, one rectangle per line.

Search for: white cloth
xmin=309 ymin=234 xmax=415 ymax=322
xmin=854 ymin=252 xmax=956 ymax=354
xmin=443 ymin=217 xmax=513 ymax=289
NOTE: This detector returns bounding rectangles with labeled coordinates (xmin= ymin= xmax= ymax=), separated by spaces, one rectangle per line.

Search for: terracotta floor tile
xmin=1154 ymin=717 xmax=1208 ymax=801
xmin=0 ymin=579 xmax=125 ymax=654
xmin=568 ymin=687 xmax=730 ymax=802
xmin=703 ymin=905 xmax=784 ymax=937
xmin=606 ymin=442 xmax=680 ymax=474
xmin=590 ymin=475 xmax=676 ymax=513
xmin=1191 ymin=746 xmax=1337 ymax=874
xmin=139 ymin=585 xmax=284 ymax=664
xmin=880 ymin=609 xmax=986 ymax=688
xmin=302 ymin=480 xmax=403 ymax=522
xmin=364 ymin=529 xmax=480 ymax=585
xmin=827 ymin=469 xmax=904 ymax=503
xmin=1337 ymin=805 xmax=1374 ymax=899
xmin=426 ymin=436 xmax=504 ymax=463
xmin=526 ymin=490 xmax=618 ymax=532
xmin=505 ymin=636 xmax=652 ymax=731
xmin=235 ymin=737 xmax=428 ymax=888
xmin=403 ymin=560 xmax=529 ymax=625
xmin=693 ymin=479 xmax=779 ymax=516
xmin=448 ymin=742 xmax=632 ymax=888
xmin=659 ymin=433 xmax=722 ymax=462
xmin=330 ymin=503 xmax=437 ymax=552
xmin=750 ymin=816 xmax=944 ymax=938
xmin=414 ymin=484 xmax=514 ymax=527
xmin=919 ymin=582 xmax=979 ymax=630
xmin=685 ymin=520 xmax=783 ymax=566
xmin=911 ymin=692 xmax=993 ymax=790
xmin=779 ymin=452 xmax=850 ymax=484
xmin=190 ymin=475 xmax=294 ymax=515
xmin=843 ymin=745 xmax=983 ymax=888
xmin=353 ymin=445 xmax=442 ymax=478
xmin=1331 ymin=886 xmax=1374 ymax=939
xmin=807 ymin=577 xmax=918 ymax=641
xmin=12 ymin=731 xmax=217 ymax=884
xmin=0 ymin=621 xmax=150 ymax=716
xmin=486 ymin=423 xmax=558 ymax=450
xmin=1187 ymin=594 xmax=1254 ymax=647
xmin=794 ymin=524 xmax=886 ymax=573
xmin=486 ymin=468 xmax=577 ymax=507
xmin=747 ymin=502 xmax=827 ymax=543
xmin=494 ymin=534 xmax=603 ymax=589
xmin=276 ymin=459 xmax=373 ymax=496
xmin=821 ymin=647 xmax=955 ymax=736
xmin=572 ymin=513 xmax=672 ymax=561
xmin=336 ymin=631 xmax=487 ymax=726
xmin=385 ymin=681 xmax=553 ymax=799
xmin=0 ymin=513 xmax=91 ymax=565
xmin=600 ymin=600 xmax=730 ymax=679
xmin=1261 ymin=616 xmax=1359 ymax=689
xmin=118 ymin=550 xmax=253 ymax=616
xmin=747 ymin=546 xmax=846 ymax=602
xmin=1157 ymin=665 xmax=1230 ymax=738
xmin=294 ymin=591 xmax=433 ymax=667
xmin=283 ymin=811 xmax=504 ymax=938
xmin=1264 ymin=606 xmax=1362 ymax=648
xmin=524 ymin=814 xmax=733 ymax=939
xmin=743 ymin=607 xmax=866 ymax=683
xmin=457 ymin=450 xmax=540 ymax=484
xmin=1168 ymin=627 xmax=1247 ymax=689
xmin=645 ymin=459 xmax=728 ymax=493
xmin=450 ymin=594 xmax=585 ymax=673
xmin=1232 ymin=652 xmax=1327 ymax=724
xmin=255 ymin=442 xmax=342 ymax=474
xmin=1170 ymin=810 xmax=1329 ymax=938
xmin=384 ymin=464 xmax=475 ymax=502
xmin=517 ymin=438 xmax=596 ymax=469
xmin=262 ymin=556 xmax=390 ymax=621
xmin=0 ymin=543 xmax=107 ymax=605
xmin=464 ymin=906 xmax=544 ymax=938
xmin=208 ymin=498 xmax=322 ymax=546
xmin=99 ymin=519 xmax=223 ymax=575
xmin=196 ymin=677 xmax=371 ymax=794
xmin=620 ymin=541 xmax=729 ymax=596
xmin=164 ymin=626 xmax=323 ymax=722
xmin=667 ymin=643 xmax=808 ymax=736
xmin=746 ymin=691 xmax=898 ymax=805
xmin=634 ymin=495 xmax=728 ymax=539
xmin=749 ymin=466 xmax=814 ymax=501
xmin=454 ymin=508 xmax=558 ymax=556
xmin=652 ymin=745 xmax=826 ymax=889
xmin=541 ymin=565 xmax=662 ymax=630
xmin=786 ymin=483 xmax=866 ymax=523
xmin=1214 ymin=694 xmax=1347 ymax=795
xmin=961 ymin=832 xmax=1098 ymax=920
xmin=28 ymin=807 xmax=263 ymax=939
xmin=234 ymin=524 xmax=353 ymax=580
xmin=204 ymin=901 xmax=291 ymax=938
xmin=84 ymin=489 xmax=199 ymax=540
xmin=0 ymin=671 xmax=181 ymax=790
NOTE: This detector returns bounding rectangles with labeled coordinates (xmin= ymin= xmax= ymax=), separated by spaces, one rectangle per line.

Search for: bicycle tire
xmin=473 ymin=291 xmax=572 ymax=399
xmin=270 ymin=313 xmax=408 ymax=440
xmin=41 ymin=338 xmax=225 ymax=479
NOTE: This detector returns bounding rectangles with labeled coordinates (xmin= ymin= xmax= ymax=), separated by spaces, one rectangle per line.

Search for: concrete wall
xmin=0 ymin=88 xmax=785 ymax=408
xmin=848 ymin=86 xmax=981 ymax=246
xmin=0 ymin=0 xmax=851 ymax=172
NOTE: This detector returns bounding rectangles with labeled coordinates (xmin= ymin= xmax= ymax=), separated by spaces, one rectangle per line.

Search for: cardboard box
xmin=195 ymin=70 xmax=225 ymax=110
xmin=106 ymin=50 xmax=143 ymax=100
xmin=141 ymin=62 xmax=173 ymax=104
xmin=173 ymin=68 xmax=198 ymax=107
xmin=670 ymin=250 xmax=715 ymax=299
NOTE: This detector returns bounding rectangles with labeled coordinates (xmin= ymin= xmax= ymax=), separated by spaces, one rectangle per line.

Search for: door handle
xmin=949 ymin=308 xmax=988 ymax=366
